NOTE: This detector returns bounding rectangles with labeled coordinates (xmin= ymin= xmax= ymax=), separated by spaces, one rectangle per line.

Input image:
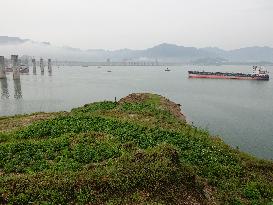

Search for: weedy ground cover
xmin=0 ymin=93 xmax=272 ymax=204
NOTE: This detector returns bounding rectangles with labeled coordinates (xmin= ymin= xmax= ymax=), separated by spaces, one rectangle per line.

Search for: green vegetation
xmin=0 ymin=93 xmax=273 ymax=204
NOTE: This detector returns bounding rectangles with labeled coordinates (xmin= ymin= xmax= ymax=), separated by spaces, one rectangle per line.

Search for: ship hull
xmin=189 ymin=74 xmax=269 ymax=80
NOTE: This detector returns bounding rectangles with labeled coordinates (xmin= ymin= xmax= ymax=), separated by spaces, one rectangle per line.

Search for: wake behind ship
xmin=188 ymin=66 xmax=269 ymax=81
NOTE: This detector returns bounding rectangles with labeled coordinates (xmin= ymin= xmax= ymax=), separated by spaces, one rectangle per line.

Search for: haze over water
xmin=0 ymin=65 xmax=273 ymax=160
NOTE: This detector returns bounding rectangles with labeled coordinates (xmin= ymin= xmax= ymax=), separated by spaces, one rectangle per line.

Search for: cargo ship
xmin=188 ymin=66 xmax=269 ymax=81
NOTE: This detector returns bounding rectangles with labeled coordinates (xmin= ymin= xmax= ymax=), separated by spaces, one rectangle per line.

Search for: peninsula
xmin=0 ymin=93 xmax=272 ymax=204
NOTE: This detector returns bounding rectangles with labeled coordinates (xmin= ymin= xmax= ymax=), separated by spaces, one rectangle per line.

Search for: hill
xmin=1 ymin=36 xmax=273 ymax=63
xmin=0 ymin=93 xmax=273 ymax=204
xmin=0 ymin=36 xmax=29 ymax=45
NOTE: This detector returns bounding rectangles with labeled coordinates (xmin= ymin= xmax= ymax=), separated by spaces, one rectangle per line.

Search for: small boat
xmin=97 ymin=66 xmax=101 ymax=68
xmin=20 ymin=65 xmax=29 ymax=73
xmin=165 ymin=68 xmax=171 ymax=71
xmin=4 ymin=65 xmax=29 ymax=73
xmin=107 ymin=70 xmax=112 ymax=72
xmin=4 ymin=67 xmax=13 ymax=72
xmin=82 ymin=65 xmax=88 ymax=67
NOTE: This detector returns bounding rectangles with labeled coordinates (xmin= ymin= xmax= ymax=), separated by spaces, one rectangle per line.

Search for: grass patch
xmin=0 ymin=93 xmax=272 ymax=204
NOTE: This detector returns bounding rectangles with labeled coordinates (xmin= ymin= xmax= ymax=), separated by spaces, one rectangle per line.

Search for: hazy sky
xmin=1 ymin=0 xmax=273 ymax=50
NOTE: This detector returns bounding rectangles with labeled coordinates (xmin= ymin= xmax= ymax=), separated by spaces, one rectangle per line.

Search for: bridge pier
xmin=32 ymin=59 xmax=37 ymax=74
xmin=40 ymin=58 xmax=44 ymax=73
xmin=0 ymin=56 xmax=6 ymax=79
xmin=11 ymin=55 xmax=20 ymax=80
xmin=48 ymin=59 xmax=52 ymax=73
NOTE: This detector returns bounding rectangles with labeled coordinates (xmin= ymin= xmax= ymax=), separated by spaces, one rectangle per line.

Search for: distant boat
xmin=97 ymin=66 xmax=101 ymax=68
xmin=20 ymin=65 xmax=29 ymax=73
xmin=165 ymin=68 xmax=171 ymax=71
xmin=82 ymin=65 xmax=88 ymax=67
xmin=4 ymin=67 xmax=13 ymax=72
xmin=4 ymin=65 xmax=29 ymax=73
xmin=107 ymin=70 xmax=112 ymax=72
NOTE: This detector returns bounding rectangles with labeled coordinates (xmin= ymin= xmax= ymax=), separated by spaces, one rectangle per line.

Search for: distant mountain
xmin=199 ymin=47 xmax=228 ymax=57
xmin=85 ymin=43 xmax=212 ymax=62
xmin=0 ymin=36 xmax=30 ymax=45
xmin=145 ymin=43 xmax=209 ymax=61
xmin=0 ymin=36 xmax=273 ymax=63
xmin=227 ymin=46 xmax=273 ymax=62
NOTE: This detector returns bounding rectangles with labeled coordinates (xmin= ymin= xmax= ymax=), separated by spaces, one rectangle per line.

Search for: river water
xmin=0 ymin=65 xmax=273 ymax=160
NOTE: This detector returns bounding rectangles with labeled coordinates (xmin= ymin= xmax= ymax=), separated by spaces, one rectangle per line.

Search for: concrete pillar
xmin=14 ymin=79 xmax=22 ymax=99
xmin=32 ymin=59 xmax=36 ymax=74
xmin=40 ymin=58 xmax=44 ymax=73
xmin=0 ymin=56 xmax=6 ymax=79
xmin=0 ymin=78 xmax=9 ymax=99
xmin=48 ymin=59 xmax=52 ymax=73
xmin=11 ymin=55 xmax=20 ymax=80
